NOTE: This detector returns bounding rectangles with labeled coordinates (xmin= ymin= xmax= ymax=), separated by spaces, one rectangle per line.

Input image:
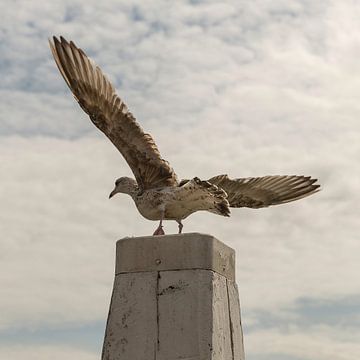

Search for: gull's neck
xmin=126 ymin=182 xmax=140 ymax=199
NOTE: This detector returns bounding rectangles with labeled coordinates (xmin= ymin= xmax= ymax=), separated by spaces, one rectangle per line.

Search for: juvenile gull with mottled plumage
xmin=49 ymin=36 xmax=320 ymax=235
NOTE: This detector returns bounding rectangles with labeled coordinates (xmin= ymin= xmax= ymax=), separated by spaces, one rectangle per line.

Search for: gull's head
xmin=109 ymin=177 xmax=138 ymax=198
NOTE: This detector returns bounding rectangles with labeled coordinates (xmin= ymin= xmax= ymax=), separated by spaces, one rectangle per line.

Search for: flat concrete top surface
xmin=116 ymin=233 xmax=235 ymax=281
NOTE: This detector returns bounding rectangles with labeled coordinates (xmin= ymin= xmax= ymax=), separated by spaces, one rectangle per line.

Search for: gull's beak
xmin=109 ymin=189 xmax=116 ymax=199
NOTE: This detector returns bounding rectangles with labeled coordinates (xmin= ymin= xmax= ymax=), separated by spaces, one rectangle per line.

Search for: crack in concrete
xmin=156 ymin=271 xmax=160 ymax=355
xmin=226 ymin=279 xmax=235 ymax=360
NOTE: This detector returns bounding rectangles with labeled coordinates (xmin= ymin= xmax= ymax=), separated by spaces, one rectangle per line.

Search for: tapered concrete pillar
xmin=102 ymin=233 xmax=245 ymax=360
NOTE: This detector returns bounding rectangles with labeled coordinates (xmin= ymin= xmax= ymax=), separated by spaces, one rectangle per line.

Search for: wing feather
xmin=49 ymin=36 xmax=178 ymax=190
xmin=208 ymin=174 xmax=320 ymax=208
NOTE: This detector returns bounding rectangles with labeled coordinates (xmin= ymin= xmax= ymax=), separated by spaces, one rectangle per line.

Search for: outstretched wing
xmin=208 ymin=174 xmax=320 ymax=208
xmin=49 ymin=36 xmax=178 ymax=190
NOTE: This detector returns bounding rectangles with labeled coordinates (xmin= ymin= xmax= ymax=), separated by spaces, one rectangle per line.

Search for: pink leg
xmin=153 ymin=219 xmax=165 ymax=236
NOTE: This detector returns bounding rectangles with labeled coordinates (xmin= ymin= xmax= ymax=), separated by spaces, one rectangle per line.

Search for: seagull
xmin=49 ymin=36 xmax=320 ymax=235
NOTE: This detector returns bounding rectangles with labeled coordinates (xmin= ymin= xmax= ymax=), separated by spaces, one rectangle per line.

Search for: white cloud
xmin=1 ymin=0 xmax=360 ymax=359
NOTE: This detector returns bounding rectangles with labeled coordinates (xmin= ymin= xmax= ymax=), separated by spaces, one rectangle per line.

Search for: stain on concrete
xmin=158 ymin=280 xmax=189 ymax=296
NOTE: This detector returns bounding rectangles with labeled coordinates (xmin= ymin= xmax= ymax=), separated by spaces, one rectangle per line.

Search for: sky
xmin=0 ymin=0 xmax=359 ymax=359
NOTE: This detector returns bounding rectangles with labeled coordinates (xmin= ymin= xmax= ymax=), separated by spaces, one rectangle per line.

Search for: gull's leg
xmin=177 ymin=220 xmax=183 ymax=234
xmin=153 ymin=209 xmax=165 ymax=236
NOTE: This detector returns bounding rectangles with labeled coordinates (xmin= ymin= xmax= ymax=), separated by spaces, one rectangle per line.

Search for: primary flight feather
xmin=49 ymin=36 xmax=320 ymax=235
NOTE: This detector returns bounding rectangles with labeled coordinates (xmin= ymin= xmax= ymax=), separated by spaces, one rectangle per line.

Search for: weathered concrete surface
xmin=102 ymin=233 xmax=245 ymax=360
xmin=116 ymin=232 xmax=235 ymax=281
xmin=102 ymin=272 xmax=157 ymax=360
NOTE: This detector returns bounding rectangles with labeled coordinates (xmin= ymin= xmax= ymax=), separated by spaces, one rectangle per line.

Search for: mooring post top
xmin=115 ymin=232 xmax=235 ymax=281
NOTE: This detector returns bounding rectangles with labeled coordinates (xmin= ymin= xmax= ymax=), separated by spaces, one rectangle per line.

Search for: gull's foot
xmin=153 ymin=226 xmax=165 ymax=236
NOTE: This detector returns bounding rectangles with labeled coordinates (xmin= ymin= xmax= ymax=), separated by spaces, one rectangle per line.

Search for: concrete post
xmin=102 ymin=233 xmax=245 ymax=360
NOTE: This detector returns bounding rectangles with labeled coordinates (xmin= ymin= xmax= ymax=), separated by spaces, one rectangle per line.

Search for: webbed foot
xmin=153 ymin=225 xmax=165 ymax=236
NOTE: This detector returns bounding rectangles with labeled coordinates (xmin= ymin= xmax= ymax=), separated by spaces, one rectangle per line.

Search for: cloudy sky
xmin=1 ymin=0 xmax=359 ymax=359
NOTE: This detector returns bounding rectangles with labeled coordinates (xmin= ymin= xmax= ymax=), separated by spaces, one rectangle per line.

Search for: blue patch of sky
xmin=188 ymin=0 xmax=206 ymax=5
xmin=0 ymin=123 xmax=96 ymax=139
xmin=295 ymin=295 xmax=360 ymax=326
xmin=0 ymin=321 xmax=105 ymax=352
xmin=244 ymin=294 xmax=360 ymax=333
xmin=63 ymin=5 xmax=83 ymax=23
xmin=247 ymin=354 xmax=309 ymax=360
xmin=148 ymin=20 xmax=169 ymax=34
xmin=26 ymin=20 xmax=36 ymax=29
xmin=129 ymin=5 xmax=170 ymax=37
xmin=130 ymin=5 xmax=144 ymax=22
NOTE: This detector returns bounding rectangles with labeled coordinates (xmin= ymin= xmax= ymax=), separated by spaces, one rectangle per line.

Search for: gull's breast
xmin=134 ymin=188 xmax=191 ymax=221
